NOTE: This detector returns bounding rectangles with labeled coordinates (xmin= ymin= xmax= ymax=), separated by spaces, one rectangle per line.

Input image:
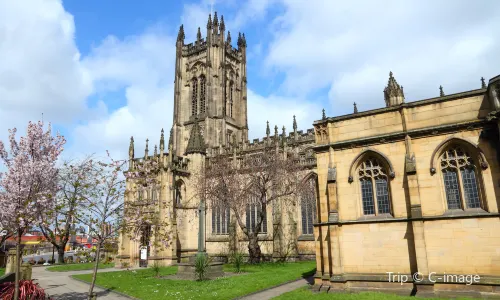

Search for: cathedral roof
xmin=185 ymin=118 xmax=206 ymax=155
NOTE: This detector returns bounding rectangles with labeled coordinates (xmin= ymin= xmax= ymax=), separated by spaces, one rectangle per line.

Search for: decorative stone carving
xmin=327 ymin=167 xmax=337 ymax=183
xmin=405 ymin=153 xmax=417 ymax=174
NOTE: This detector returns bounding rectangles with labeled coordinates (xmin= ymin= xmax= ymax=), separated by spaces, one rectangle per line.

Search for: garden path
xmin=32 ymin=266 xmax=136 ymax=300
xmin=238 ymin=275 xmax=314 ymax=300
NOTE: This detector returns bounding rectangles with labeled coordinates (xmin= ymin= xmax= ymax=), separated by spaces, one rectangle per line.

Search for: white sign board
xmin=140 ymin=248 xmax=147 ymax=260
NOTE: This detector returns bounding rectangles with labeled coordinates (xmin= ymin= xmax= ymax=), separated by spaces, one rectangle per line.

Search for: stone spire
xmin=353 ymin=102 xmax=358 ymax=114
xmin=481 ymin=77 xmax=486 ymax=89
xmin=154 ymin=145 xmax=158 ymax=157
xmin=213 ymin=12 xmax=219 ymax=34
xmin=281 ymin=126 xmax=287 ymax=147
xmin=274 ymin=125 xmax=278 ymax=140
xmin=293 ymin=115 xmax=297 ymax=131
xmin=226 ymin=31 xmax=231 ymax=45
xmin=144 ymin=138 xmax=149 ymax=159
xmin=266 ymin=121 xmax=270 ymax=137
xmin=220 ymin=15 xmax=225 ymax=32
xmin=383 ymin=71 xmax=405 ymax=107
xmin=322 ymin=109 xmax=326 ymax=120
xmin=168 ymin=127 xmax=173 ymax=150
xmin=185 ymin=118 xmax=206 ymax=155
xmin=197 ymin=27 xmax=202 ymax=42
xmin=242 ymin=33 xmax=247 ymax=47
xmin=129 ymin=136 xmax=134 ymax=160
xmin=439 ymin=85 xmax=445 ymax=97
xmin=177 ymin=25 xmax=185 ymax=42
xmin=207 ymin=13 xmax=212 ymax=29
xmin=160 ymin=128 xmax=165 ymax=153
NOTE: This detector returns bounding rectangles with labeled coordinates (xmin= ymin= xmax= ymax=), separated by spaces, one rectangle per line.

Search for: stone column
xmin=198 ymin=199 xmax=206 ymax=253
xmin=5 ymin=248 xmax=17 ymax=274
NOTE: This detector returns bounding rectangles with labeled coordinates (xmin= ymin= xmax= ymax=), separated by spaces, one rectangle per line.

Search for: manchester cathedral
xmin=118 ymin=12 xmax=500 ymax=298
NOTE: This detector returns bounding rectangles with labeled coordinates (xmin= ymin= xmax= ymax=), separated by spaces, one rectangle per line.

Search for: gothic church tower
xmin=172 ymin=12 xmax=248 ymax=156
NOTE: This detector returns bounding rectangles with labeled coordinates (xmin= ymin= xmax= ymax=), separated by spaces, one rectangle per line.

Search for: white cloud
xmin=0 ymin=0 xmax=92 ymax=137
xmin=69 ymin=30 xmax=176 ymax=159
xmin=265 ymin=0 xmax=500 ymax=115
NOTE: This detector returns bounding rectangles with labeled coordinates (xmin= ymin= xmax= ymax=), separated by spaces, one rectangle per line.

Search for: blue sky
xmin=0 ymin=0 xmax=499 ymax=160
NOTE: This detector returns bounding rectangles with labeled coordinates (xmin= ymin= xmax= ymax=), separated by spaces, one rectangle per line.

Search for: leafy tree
xmin=0 ymin=121 xmax=65 ymax=300
xmin=201 ymin=147 xmax=301 ymax=263
xmin=39 ymin=156 xmax=94 ymax=264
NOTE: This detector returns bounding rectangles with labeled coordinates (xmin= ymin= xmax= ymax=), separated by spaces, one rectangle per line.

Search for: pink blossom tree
xmin=0 ymin=121 xmax=65 ymax=300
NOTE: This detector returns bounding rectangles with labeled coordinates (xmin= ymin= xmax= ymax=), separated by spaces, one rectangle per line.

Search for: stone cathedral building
xmin=117 ymin=12 xmax=318 ymax=269
xmin=117 ymin=12 xmax=500 ymax=297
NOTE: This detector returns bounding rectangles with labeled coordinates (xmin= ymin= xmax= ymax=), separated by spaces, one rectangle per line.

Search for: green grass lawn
xmin=46 ymin=262 xmax=115 ymax=272
xmin=272 ymin=286 xmax=473 ymax=300
xmin=73 ymin=261 xmax=316 ymax=300
xmin=0 ymin=268 xmax=5 ymax=274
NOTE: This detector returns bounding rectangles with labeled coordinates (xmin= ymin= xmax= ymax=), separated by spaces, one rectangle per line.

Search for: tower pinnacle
xmin=384 ymin=71 xmax=405 ymax=107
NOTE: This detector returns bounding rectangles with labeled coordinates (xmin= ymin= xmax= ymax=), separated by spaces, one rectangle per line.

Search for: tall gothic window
xmin=212 ymin=204 xmax=230 ymax=235
xmin=301 ymin=177 xmax=317 ymax=235
xmin=191 ymin=78 xmax=198 ymax=116
xmin=440 ymin=146 xmax=481 ymax=210
xmin=140 ymin=225 xmax=151 ymax=247
xmin=199 ymin=75 xmax=206 ymax=114
xmin=246 ymin=195 xmax=267 ymax=233
xmin=229 ymin=81 xmax=234 ymax=118
xmin=151 ymin=188 xmax=157 ymax=203
xmin=359 ymin=157 xmax=392 ymax=215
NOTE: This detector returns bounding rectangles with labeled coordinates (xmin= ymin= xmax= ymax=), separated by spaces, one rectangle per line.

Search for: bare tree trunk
xmin=57 ymin=246 xmax=65 ymax=264
xmin=247 ymin=233 xmax=262 ymax=264
xmin=87 ymin=245 xmax=101 ymax=300
xmin=14 ymin=232 xmax=21 ymax=300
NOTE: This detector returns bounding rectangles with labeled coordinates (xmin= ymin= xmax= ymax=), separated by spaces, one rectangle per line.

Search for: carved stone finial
xmin=129 ymin=136 xmax=134 ymax=159
xmin=439 ymin=85 xmax=445 ymax=97
xmin=185 ymin=118 xmax=206 ymax=155
xmin=177 ymin=25 xmax=185 ymax=42
xmin=226 ymin=31 xmax=231 ymax=45
xmin=274 ymin=125 xmax=278 ymax=138
xmin=242 ymin=33 xmax=247 ymax=47
xmin=197 ymin=27 xmax=202 ymax=41
xmin=168 ymin=127 xmax=173 ymax=149
xmin=154 ymin=145 xmax=158 ymax=157
xmin=220 ymin=15 xmax=225 ymax=32
xmin=322 ymin=109 xmax=326 ymax=120
xmin=144 ymin=138 xmax=149 ymax=159
xmin=207 ymin=13 xmax=212 ymax=29
xmin=353 ymin=102 xmax=358 ymax=114
xmin=384 ymin=71 xmax=405 ymax=107
xmin=293 ymin=115 xmax=297 ymax=131
xmin=160 ymin=128 xmax=165 ymax=152
xmin=481 ymin=77 xmax=486 ymax=89
xmin=213 ymin=12 xmax=218 ymax=28
xmin=266 ymin=121 xmax=270 ymax=136
xmin=282 ymin=125 xmax=286 ymax=136
xmin=237 ymin=32 xmax=243 ymax=48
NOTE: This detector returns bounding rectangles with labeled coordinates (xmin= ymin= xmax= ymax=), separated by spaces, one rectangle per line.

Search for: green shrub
xmin=152 ymin=261 xmax=161 ymax=278
xmin=230 ymin=252 xmax=244 ymax=273
xmin=194 ymin=253 xmax=211 ymax=281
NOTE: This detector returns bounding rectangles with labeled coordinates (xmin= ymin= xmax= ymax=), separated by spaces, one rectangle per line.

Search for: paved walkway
xmin=238 ymin=276 xmax=313 ymax=300
xmin=32 ymin=266 xmax=134 ymax=300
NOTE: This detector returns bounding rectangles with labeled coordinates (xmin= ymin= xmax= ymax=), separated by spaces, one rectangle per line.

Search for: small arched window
xmin=301 ymin=177 xmax=317 ymax=235
xmin=199 ymin=75 xmax=206 ymax=114
xmin=358 ymin=157 xmax=392 ymax=216
xmin=191 ymin=78 xmax=198 ymax=116
xmin=440 ymin=146 xmax=482 ymax=210
xmin=212 ymin=204 xmax=230 ymax=235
